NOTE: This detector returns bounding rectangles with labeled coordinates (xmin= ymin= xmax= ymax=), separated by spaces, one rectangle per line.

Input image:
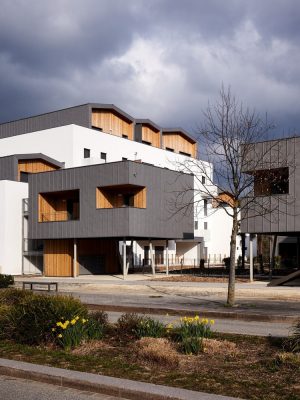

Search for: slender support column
xmin=122 ymin=239 xmax=127 ymax=280
xmin=166 ymin=240 xmax=169 ymax=276
xmin=73 ymin=239 xmax=77 ymax=278
xmin=249 ymin=234 xmax=254 ymax=282
xmin=270 ymin=234 xmax=278 ymax=280
xmin=241 ymin=233 xmax=246 ymax=270
xmin=149 ymin=241 xmax=155 ymax=275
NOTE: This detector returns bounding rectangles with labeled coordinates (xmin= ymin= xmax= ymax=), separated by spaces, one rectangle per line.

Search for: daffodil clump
xmin=52 ymin=316 xmax=87 ymax=350
xmin=134 ymin=317 xmax=165 ymax=339
xmin=178 ymin=315 xmax=215 ymax=355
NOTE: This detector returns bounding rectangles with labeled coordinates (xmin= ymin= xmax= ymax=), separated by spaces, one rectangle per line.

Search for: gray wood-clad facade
xmin=241 ymin=136 xmax=300 ymax=235
xmin=28 ymin=161 xmax=194 ymax=240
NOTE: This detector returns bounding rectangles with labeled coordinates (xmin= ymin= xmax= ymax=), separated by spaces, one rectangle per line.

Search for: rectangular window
xmin=194 ymin=221 xmax=198 ymax=230
xmin=202 ymin=176 xmax=206 ymax=184
xmin=166 ymin=147 xmax=174 ymax=152
xmin=179 ymin=151 xmax=191 ymax=157
xmin=204 ymin=199 xmax=207 ymax=217
xmin=142 ymin=140 xmax=151 ymax=146
xmin=92 ymin=126 xmax=103 ymax=132
xmin=122 ymin=157 xmax=128 ymax=161
xmin=254 ymin=167 xmax=289 ymax=196
xmin=84 ymin=148 xmax=90 ymax=158
xmin=100 ymin=152 xmax=107 ymax=162
xmin=96 ymin=184 xmax=146 ymax=209
xmin=204 ymin=221 xmax=208 ymax=230
xmin=122 ymin=134 xmax=128 ymax=139
xmin=39 ymin=190 xmax=80 ymax=222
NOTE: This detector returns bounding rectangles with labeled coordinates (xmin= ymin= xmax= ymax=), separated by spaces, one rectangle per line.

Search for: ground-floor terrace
xmin=23 ymin=238 xmax=202 ymax=277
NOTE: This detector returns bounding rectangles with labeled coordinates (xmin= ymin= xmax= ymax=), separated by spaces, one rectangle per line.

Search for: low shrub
xmin=0 ymin=274 xmax=14 ymax=288
xmin=0 ymin=288 xmax=34 ymax=305
xmin=284 ymin=319 xmax=300 ymax=353
xmin=89 ymin=310 xmax=109 ymax=329
xmin=134 ymin=317 xmax=165 ymax=339
xmin=274 ymin=352 xmax=300 ymax=369
xmin=7 ymin=293 xmax=88 ymax=345
xmin=136 ymin=337 xmax=179 ymax=367
xmin=117 ymin=313 xmax=142 ymax=336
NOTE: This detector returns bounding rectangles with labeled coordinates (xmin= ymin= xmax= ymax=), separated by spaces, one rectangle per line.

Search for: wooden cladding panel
xmin=92 ymin=110 xmax=133 ymax=139
xmin=134 ymin=187 xmax=147 ymax=208
xmin=142 ymin=126 xmax=160 ymax=148
xmin=96 ymin=188 xmax=113 ymax=208
xmin=162 ymin=134 xmax=197 ymax=157
xmin=18 ymin=160 xmax=58 ymax=180
xmin=38 ymin=194 xmax=68 ymax=222
xmin=44 ymin=239 xmax=73 ymax=277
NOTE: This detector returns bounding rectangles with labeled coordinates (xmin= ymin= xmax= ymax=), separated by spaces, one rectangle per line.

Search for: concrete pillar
xmin=166 ymin=240 xmax=169 ymax=276
xmin=149 ymin=241 xmax=155 ymax=275
xmin=122 ymin=239 xmax=127 ymax=280
xmin=249 ymin=234 xmax=254 ymax=282
xmin=73 ymin=239 xmax=77 ymax=278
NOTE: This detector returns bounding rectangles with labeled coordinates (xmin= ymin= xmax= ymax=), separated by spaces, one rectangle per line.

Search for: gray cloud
xmin=0 ymin=0 xmax=299 ymax=138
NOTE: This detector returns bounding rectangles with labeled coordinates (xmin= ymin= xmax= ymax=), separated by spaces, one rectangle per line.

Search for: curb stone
xmin=0 ymin=358 xmax=242 ymax=400
xmin=85 ymin=303 xmax=298 ymax=323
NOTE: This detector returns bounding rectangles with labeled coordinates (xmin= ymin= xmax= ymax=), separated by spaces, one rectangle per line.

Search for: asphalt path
xmin=106 ymin=311 xmax=291 ymax=337
xmin=0 ymin=375 xmax=125 ymax=400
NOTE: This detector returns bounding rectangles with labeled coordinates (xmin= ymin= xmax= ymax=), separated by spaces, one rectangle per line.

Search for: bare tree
xmin=174 ymin=86 xmax=291 ymax=306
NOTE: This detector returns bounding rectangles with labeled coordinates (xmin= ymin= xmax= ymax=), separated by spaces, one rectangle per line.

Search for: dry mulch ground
xmin=0 ymin=332 xmax=299 ymax=400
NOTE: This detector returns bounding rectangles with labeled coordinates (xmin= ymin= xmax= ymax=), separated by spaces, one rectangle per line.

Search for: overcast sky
xmin=0 ymin=0 xmax=299 ymax=137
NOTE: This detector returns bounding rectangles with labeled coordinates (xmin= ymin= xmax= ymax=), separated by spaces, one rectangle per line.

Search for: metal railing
xmin=40 ymin=211 xmax=78 ymax=222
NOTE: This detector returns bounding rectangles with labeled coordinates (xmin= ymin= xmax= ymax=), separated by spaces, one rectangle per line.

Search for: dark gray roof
xmin=135 ymin=119 xmax=161 ymax=132
xmin=162 ymin=128 xmax=197 ymax=144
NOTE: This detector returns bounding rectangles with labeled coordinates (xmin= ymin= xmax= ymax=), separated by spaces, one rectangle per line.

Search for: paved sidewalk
xmin=15 ymin=275 xmax=300 ymax=324
xmin=0 ymin=358 xmax=242 ymax=400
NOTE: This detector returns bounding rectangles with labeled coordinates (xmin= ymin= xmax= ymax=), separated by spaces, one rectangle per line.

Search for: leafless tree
xmin=173 ymin=86 xmax=292 ymax=306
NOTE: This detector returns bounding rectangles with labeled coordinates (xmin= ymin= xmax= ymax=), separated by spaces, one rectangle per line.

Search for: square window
xmin=84 ymin=148 xmax=90 ymax=158
xmin=100 ymin=152 xmax=107 ymax=162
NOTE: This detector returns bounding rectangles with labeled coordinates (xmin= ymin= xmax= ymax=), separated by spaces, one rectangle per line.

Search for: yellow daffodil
xmin=75 ymin=316 xmax=79 ymax=320
xmin=58 ymin=334 xmax=62 ymax=338
xmin=71 ymin=319 xmax=76 ymax=325
xmin=51 ymin=328 xmax=56 ymax=332
xmin=210 ymin=320 xmax=215 ymax=325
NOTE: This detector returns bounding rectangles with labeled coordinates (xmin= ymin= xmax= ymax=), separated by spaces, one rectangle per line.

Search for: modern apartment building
xmin=0 ymin=104 xmax=235 ymax=276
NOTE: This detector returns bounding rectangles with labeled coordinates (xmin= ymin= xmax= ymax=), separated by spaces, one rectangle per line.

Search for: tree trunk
xmin=227 ymin=208 xmax=239 ymax=306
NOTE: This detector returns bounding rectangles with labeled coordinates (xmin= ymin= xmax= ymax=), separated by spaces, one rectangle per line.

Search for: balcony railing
xmin=22 ymin=198 xmax=29 ymax=216
xmin=40 ymin=211 xmax=78 ymax=222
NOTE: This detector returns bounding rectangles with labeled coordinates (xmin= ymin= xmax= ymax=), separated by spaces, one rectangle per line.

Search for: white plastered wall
xmin=0 ymin=181 xmax=28 ymax=275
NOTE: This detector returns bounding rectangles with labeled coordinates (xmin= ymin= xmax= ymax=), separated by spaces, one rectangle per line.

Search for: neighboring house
xmin=0 ymin=103 xmax=233 ymax=276
xmin=241 ymin=136 xmax=300 ymax=281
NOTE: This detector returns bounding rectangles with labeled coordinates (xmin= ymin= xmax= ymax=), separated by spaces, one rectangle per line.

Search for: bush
xmin=284 ymin=319 xmax=300 ymax=353
xmin=134 ymin=317 xmax=165 ymax=339
xmin=0 ymin=274 xmax=14 ymax=288
xmin=0 ymin=288 xmax=34 ymax=305
xmin=7 ymin=293 xmax=88 ymax=345
xmin=117 ymin=313 xmax=142 ymax=336
xmin=89 ymin=310 xmax=109 ymax=329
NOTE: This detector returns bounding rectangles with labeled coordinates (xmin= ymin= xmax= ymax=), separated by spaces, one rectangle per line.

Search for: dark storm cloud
xmin=0 ymin=0 xmax=299 ymax=137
